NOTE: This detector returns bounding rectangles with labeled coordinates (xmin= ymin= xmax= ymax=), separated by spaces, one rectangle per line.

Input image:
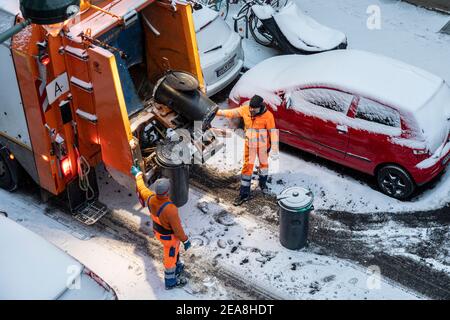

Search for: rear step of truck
xmin=73 ymin=200 xmax=109 ymax=226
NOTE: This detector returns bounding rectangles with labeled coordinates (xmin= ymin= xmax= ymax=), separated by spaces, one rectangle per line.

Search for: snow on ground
xmin=218 ymin=0 xmax=450 ymax=213
xmin=95 ymin=169 xmax=420 ymax=299
xmin=0 ymin=174 xmax=421 ymax=299
xmin=0 ymin=189 xmax=201 ymax=300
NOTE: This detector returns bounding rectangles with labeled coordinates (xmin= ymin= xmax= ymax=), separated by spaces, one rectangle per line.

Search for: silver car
xmin=193 ymin=6 xmax=244 ymax=97
xmin=0 ymin=214 xmax=117 ymax=300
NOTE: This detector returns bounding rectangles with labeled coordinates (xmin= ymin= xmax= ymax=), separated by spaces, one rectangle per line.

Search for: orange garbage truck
xmin=0 ymin=0 xmax=220 ymax=224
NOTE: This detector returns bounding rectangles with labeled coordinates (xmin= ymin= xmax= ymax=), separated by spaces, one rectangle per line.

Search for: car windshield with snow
xmin=0 ymin=215 xmax=117 ymax=300
xmin=229 ymin=50 xmax=450 ymax=199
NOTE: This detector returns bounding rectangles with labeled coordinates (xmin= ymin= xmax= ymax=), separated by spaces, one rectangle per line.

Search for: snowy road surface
xmin=0 ymin=179 xmax=421 ymax=299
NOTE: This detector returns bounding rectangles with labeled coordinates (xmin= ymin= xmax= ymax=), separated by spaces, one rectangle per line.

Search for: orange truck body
xmin=0 ymin=0 xmax=204 ymax=211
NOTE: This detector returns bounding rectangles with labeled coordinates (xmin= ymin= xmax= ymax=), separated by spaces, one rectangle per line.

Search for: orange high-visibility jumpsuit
xmin=217 ymin=104 xmax=279 ymax=196
xmin=135 ymin=175 xmax=188 ymax=287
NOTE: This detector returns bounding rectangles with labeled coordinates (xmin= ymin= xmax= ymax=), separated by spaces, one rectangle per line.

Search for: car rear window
xmin=297 ymin=88 xmax=353 ymax=113
xmin=355 ymin=98 xmax=401 ymax=128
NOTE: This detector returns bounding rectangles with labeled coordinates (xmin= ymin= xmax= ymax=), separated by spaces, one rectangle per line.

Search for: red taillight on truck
xmin=61 ymin=157 xmax=72 ymax=177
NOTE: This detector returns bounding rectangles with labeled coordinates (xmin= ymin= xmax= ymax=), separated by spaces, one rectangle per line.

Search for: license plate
xmin=216 ymin=55 xmax=236 ymax=77
xmin=443 ymin=152 xmax=450 ymax=166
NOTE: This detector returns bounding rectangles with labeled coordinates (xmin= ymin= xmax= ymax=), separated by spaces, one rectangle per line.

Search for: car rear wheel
xmin=376 ymin=165 xmax=415 ymax=200
xmin=0 ymin=151 xmax=18 ymax=191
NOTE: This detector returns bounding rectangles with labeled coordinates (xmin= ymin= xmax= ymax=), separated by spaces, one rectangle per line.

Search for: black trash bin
xmin=155 ymin=140 xmax=190 ymax=208
xmin=153 ymin=71 xmax=218 ymax=130
xmin=277 ymin=187 xmax=314 ymax=250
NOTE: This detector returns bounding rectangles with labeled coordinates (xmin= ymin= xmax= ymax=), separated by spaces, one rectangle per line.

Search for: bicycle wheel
xmin=248 ymin=12 xmax=274 ymax=47
xmin=215 ymin=0 xmax=230 ymax=19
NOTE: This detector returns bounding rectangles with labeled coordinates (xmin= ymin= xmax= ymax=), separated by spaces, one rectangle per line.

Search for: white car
xmin=193 ymin=6 xmax=244 ymax=96
xmin=0 ymin=214 xmax=117 ymax=300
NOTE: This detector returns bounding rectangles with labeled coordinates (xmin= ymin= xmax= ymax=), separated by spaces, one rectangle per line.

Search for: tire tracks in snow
xmin=190 ymin=165 xmax=450 ymax=299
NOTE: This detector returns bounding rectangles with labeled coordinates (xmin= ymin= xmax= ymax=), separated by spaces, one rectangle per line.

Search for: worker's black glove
xmin=183 ymin=239 xmax=192 ymax=251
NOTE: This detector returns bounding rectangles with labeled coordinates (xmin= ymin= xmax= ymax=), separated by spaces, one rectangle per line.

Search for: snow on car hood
xmin=192 ymin=6 xmax=219 ymax=33
xmin=0 ymin=216 xmax=83 ymax=299
xmin=0 ymin=0 xmax=20 ymax=15
xmin=193 ymin=6 xmax=234 ymax=60
xmin=230 ymin=50 xmax=444 ymax=114
xmin=252 ymin=2 xmax=346 ymax=51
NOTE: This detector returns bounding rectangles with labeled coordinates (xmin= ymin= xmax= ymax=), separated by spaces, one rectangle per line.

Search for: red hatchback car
xmin=229 ymin=50 xmax=450 ymax=199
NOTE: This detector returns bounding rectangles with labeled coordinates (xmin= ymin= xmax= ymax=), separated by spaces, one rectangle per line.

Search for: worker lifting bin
xmin=277 ymin=187 xmax=314 ymax=250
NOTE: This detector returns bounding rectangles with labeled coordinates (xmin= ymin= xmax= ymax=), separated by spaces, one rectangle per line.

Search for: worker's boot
xmin=233 ymin=185 xmax=251 ymax=206
xmin=165 ymin=277 xmax=188 ymax=290
xmin=176 ymin=262 xmax=185 ymax=276
xmin=259 ymin=175 xmax=269 ymax=194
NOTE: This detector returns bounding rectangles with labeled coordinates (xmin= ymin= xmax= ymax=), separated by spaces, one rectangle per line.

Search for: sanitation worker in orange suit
xmin=131 ymin=166 xmax=191 ymax=289
xmin=216 ymin=95 xmax=279 ymax=206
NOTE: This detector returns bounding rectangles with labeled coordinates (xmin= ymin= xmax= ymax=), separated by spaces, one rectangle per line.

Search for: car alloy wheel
xmin=377 ymin=165 xmax=415 ymax=200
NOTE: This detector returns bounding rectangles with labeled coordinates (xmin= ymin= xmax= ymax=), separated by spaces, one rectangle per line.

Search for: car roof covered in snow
xmin=230 ymin=50 xmax=444 ymax=112
xmin=0 ymin=0 xmax=20 ymax=15
xmin=0 ymin=215 xmax=83 ymax=299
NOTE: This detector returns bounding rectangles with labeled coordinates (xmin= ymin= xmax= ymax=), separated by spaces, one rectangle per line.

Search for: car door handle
xmin=336 ymin=125 xmax=348 ymax=134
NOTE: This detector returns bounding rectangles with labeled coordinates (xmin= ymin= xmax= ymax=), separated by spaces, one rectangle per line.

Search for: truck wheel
xmin=377 ymin=165 xmax=415 ymax=200
xmin=0 ymin=152 xmax=18 ymax=191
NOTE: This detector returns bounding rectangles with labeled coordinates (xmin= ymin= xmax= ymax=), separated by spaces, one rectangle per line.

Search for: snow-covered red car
xmin=0 ymin=214 xmax=117 ymax=300
xmin=229 ymin=50 xmax=450 ymax=199
xmin=193 ymin=6 xmax=244 ymax=96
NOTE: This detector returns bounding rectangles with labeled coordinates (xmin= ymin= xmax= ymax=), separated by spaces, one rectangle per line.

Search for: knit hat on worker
xmin=155 ymin=178 xmax=170 ymax=197
xmin=249 ymin=95 xmax=264 ymax=109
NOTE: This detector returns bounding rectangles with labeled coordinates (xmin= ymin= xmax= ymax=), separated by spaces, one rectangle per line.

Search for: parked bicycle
xmin=233 ymin=0 xmax=288 ymax=47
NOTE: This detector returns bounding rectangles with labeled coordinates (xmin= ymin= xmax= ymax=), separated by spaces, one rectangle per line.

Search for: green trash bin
xmin=277 ymin=187 xmax=314 ymax=250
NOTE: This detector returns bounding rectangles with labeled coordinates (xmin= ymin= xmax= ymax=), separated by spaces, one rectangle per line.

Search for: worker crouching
xmin=131 ymin=166 xmax=191 ymax=289
xmin=216 ymin=95 xmax=279 ymax=206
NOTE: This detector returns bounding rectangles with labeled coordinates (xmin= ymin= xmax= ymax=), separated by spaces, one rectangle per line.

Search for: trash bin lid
xmin=277 ymin=187 xmax=313 ymax=212
xmin=156 ymin=141 xmax=186 ymax=167
xmin=163 ymin=71 xmax=199 ymax=91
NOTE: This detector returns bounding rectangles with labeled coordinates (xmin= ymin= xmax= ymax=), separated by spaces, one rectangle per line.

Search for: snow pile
xmin=251 ymin=5 xmax=275 ymax=20
xmin=0 ymin=215 xmax=82 ymax=299
xmin=251 ymin=2 xmax=346 ymax=52
xmin=273 ymin=2 xmax=347 ymax=51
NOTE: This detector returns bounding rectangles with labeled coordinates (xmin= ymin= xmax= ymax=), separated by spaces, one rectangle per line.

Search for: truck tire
xmin=0 ymin=150 xmax=18 ymax=191
xmin=376 ymin=165 xmax=415 ymax=200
